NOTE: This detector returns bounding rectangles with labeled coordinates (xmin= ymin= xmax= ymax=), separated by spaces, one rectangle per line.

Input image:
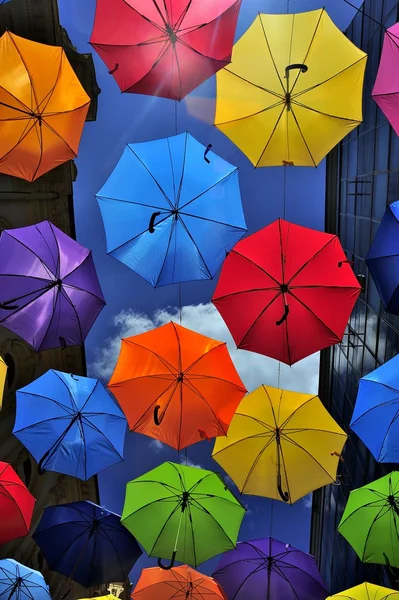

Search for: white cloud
xmin=89 ymin=303 xmax=320 ymax=395
xmin=179 ymin=456 xmax=204 ymax=469
xmin=302 ymin=493 xmax=313 ymax=509
xmin=148 ymin=439 xmax=165 ymax=453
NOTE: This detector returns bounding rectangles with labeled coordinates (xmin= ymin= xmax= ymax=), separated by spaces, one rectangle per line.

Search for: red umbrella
xmin=212 ymin=219 xmax=361 ymax=366
xmin=89 ymin=0 xmax=241 ymax=100
xmin=0 ymin=461 xmax=36 ymax=544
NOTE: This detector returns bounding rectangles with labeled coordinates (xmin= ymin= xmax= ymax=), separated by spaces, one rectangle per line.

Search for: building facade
xmin=310 ymin=0 xmax=399 ymax=594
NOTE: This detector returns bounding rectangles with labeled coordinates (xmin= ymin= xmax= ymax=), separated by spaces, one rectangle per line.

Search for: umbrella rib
xmin=154 ymin=216 xmax=177 ymax=287
xmin=107 ymin=213 xmax=173 ymax=256
xmin=286 ymin=236 xmax=336 ymax=285
xmin=179 ymin=211 xmax=246 ymax=230
xmin=291 ymin=98 xmax=363 ymax=124
xmin=216 ymin=96 xmax=286 ymax=127
xmin=79 ymin=416 xmax=124 ymax=460
xmin=148 ymin=502 xmax=182 ymax=557
xmin=376 ymin=408 xmax=399 ymax=461
xmin=278 ymin=220 xmax=292 ymax=365
xmin=8 ymin=34 xmax=39 ymax=110
xmin=176 ymin=215 xmax=213 ymax=278
xmin=359 ymin=504 xmax=393 ymax=562
xmin=178 ymin=169 xmax=237 ymax=212
xmin=0 ymin=287 xmax=56 ymax=330
xmin=123 ymin=339 xmax=178 ymax=375
xmin=236 ymin=291 xmax=283 ymax=349
xmin=282 ymin=436 xmax=338 ymax=484
xmin=181 ymin=378 xmax=229 ymax=435
xmin=255 ymin=104 xmax=288 ymax=168
xmin=183 ymin=343 xmax=224 ymax=375
xmin=127 ymin=145 xmax=174 ymax=209
xmin=278 ymin=395 xmax=319 ymax=429
xmin=0 ymin=484 xmax=31 ymax=535
xmin=288 ymin=105 xmax=317 ymax=167
xmin=0 ymin=116 xmax=37 ymax=166
xmin=288 ymin=289 xmax=343 ymax=342
xmin=166 ymin=137 xmax=177 ymax=203
xmin=258 ymin=14 xmax=286 ymax=94
xmin=219 ymin=248 xmax=282 ymax=286
xmin=52 ymin=371 xmax=80 ymax=412
xmin=0 ymin=83 xmax=32 ymax=113
xmin=351 ymin=396 xmax=399 ymax=426
xmin=57 ymin=285 xmax=84 ymax=344
xmin=240 ymin=436 xmax=276 ymax=494
xmin=38 ymin=51 xmax=63 ymax=115
xmin=289 ymin=9 xmax=324 ymax=96
xmin=13 ymin=414 xmax=74 ymax=435
xmin=128 ymin=381 xmax=180 ymax=430
xmin=213 ymin=287 xmax=280 ymax=302
xmin=186 ymin=372 xmax=246 ymax=391
xmin=97 ymin=194 xmax=169 ymax=212
xmin=96 ymin=525 xmax=130 ymax=581
xmin=176 ymin=132 xmax=188 ymax=207
xmin=40 ymin=115 xmax=81 ymax=159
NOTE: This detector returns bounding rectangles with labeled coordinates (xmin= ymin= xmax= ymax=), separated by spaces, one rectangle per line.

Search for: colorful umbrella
xmin=212 ymin=218 xmax=361 ymax=365
xmin=212 ymin=385 xmax=347 ymax=503
xmin=13 ymin=370 xmax=126 ymax=480
xmin=0 ymin=31 xmax=90 ymax=182
xmin=0 ymin=559 xmax=51 ymax=599
xmin=326 ymin=582 xmax=399 ymax=600
xmin=0 ymin=462 xmax=36 ymax=545
xmin=96 ymin=133 xmax=247 ymax=287
xmin=214 ymin=9 xmax=367 ymax=167
xmin=350 ymin=354 xmax=399 ymax=463
xmin=32 ymin=501 xmax=142 ymax=589
xmin=366 ymin=201 xmax=399 ymax=315
xmin=90 ymin=0 xmax=241 ymax=100
xmin=108 ymin=321 xmax=246 ymax=451
xmin=372 ymin=24 xmax=399 ymax=137
xmin=121 ymin=461 xmax=246 ymax=569
xmin=0 ymin=356 xmax=6 ymax=409
xmin=79 ymin=597 xmax=119 ymax=600
xmin=0 ymin=221 xmax=105 ymax=351
xmin=212 ymin=538 xmax=327 ymax=600
xmin=338 ymin=472 xmax=399 ymax=568
xmin=132 ymin=565 xmax=228 ymax=599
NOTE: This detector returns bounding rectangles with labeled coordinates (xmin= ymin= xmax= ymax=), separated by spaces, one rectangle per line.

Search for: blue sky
xmin=58 ymin=0 xmax=363 ymax=587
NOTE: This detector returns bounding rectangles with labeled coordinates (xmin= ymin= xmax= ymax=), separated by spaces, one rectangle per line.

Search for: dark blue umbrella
xmin=366 ymin=200 xmax=399 ymax=314
xmin=0 ymin=559 xmax=51 ymax=599
xmin=32 ymin=501 xmax=142 ymax=591
xmin=13 ymin=370 xmax=126 ymax=480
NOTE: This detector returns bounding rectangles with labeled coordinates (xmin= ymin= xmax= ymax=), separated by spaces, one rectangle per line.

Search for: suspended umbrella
xmin=366 ymin=201 xmax=399 ymax=315
xmin=131 ymin=565 xmax=228 ymax=599
xmin=212 ymin=385 xmax=347 ymax=503
xmin=0 ymin=559 xmax=51 ymax=599
xmin=96 ymin=133 xmax=247 ymax=287
xmin=90 ymin=0 xmax=241 ymax=100
xmin=0 ymin=221 xmax=105 ymax=351
xmin=338 ymin=471 xmax=399 ymax=568
xmin=212 ymin=218 xmax=361 ymax=365
xmin=372 ymin=24 xmax=399 ymax=137
xmin=326 ymin=582 xmax=399 ymax=600
xmin=0 ymin=356 xmax=6 ymax=409
xmin=32 ymin=501 xmax=142 ymax=590
xmin=79 ymin=597 xmax=119 ymax=600
xmin=121 ymin=461 xmax=246 ymax=569
xmin=0 ymin=32 xmax=90 ymax=182
xmin=0 ymin=462 xmax=36 ymax=545
xmin=108 ymin=321 xmax=246 ymax=451
xmin=13 ymin=370 xmax=126 ymax=480
xmin=212 ymin=537 xmax=327 ymax=600
xmin=214 ymin=8 xmax=367 ymax=167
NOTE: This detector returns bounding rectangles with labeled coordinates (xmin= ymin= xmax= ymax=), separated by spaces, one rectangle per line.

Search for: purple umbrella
xmin=0 ymin=221 xmax=105 ymax=351
xmin=212 ymin=537 xmax=328 ymax=600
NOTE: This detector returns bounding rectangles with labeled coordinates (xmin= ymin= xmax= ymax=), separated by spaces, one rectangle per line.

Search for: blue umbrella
xmin=13 ymin=370 xmax=126 ymax=480
xmin=96 ymin=132 xmax=247 ymax=287
xmin=0 ymin=559 xmax=51 ymax=599
xmin=32 ymin=501 xmax=142 ymax=590
xmin=350 ymin=353 xmax=399 ymax=462
xmin=366 ymin=200 xmax=399 ymax=314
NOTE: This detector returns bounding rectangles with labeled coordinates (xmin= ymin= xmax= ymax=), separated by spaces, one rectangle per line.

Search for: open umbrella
xmin=0 ymin=559 xmax=51 ymax=599
xmin=0 ymin=221 xmax=105 ymax=351
xmin=326 ymin=582 xmax=399 ymax=600
xmin=108 ymin=321 xmax=246 ymax=451
xmin=0 ymin=31 xmax=90 ymax=182
xmin=212 ymin=385 xmax=347 ymax=503
xmin=0 ymin=356 xmax=6 ymax=409
xmin=121 ymin=461 xmax=246 ymax=569
xmin=32 ymin=501 xmax=142 ymax=589
xmin=132 ymin=565 xmax=228 ymax=599
xmin=212 ymin=218 xmax=361 ymax=365
xmin=13 ymin=370 xmax=126 ymax=480
xmin=212 ymin=538 xmax=327 ymax=600
xmin=214 ymin=8 xmax=367 ymax=167
xmin=90 ymin=0 xmax=241 ymax=100
xmin=96 ymin=133 xmax=247 ymax=287
xmin=366 ymin=201 xmax=399 ymax=315
xmin=338 ymin=471 xmax=399 ymax=568
xmin=0 ymin=462 xmax=36 ymax=545
xmin=372 ymin=24 xmax=399 ymax=137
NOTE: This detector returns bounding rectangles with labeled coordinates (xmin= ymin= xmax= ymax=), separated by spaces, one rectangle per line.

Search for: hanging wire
xmin=178 ymin=283 xmax=182 ymax=324
xmin=342 ymin=0 xmax=388 ymax=30
xmin=175 ymin=100 xmax=178 ymax=135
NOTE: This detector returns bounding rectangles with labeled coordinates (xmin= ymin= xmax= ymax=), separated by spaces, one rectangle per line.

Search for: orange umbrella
xmin=108 ymin=322 xmax=247 ymax=451
xmin=131 ymin=565 xmax=227 ymax=599
xmin=0 ymin=31 xmax=90 ymax=182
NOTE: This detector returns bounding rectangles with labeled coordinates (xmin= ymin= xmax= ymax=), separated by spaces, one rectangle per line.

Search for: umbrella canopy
xmin=32 ymin=501 xmax=142 ymax=588
xmin=0 ymin=356 xmax=6 ymax=409
xmin=338 ymin=471 xmax=399 ymax=568
xmin=0 ymin=221 xmax=105 ymax=351
xmin=372 ymin=24 xmax=399 ymax=137
xmin=13 ymin=370 xmax=126 ymax=480
xmin=214 ymin=9 xmax=367 ymax=167
xmin=90 ymin=0 xmax=241 ymax=100
xmin=326 ymin=582 xmax=399 ymax=600
xmin=108 ymin=321 xmax=246 ymax=451
xmin=212 ymin=218 xmax=361 ymax=365
xmin=131 ymin=565 xmax=228 ymax=599
xmin=121 ymin=461 xmax=246 ymax=568
xmin=366 ymin=201 xmax=399 ymax=314
xmin=96 ymin=133 xmax=247 ymax=287
xmin=0 ymin=462 xmax=36 ymax=545
xmin=212 ymin=538 xmax=327 ymax=600
xmin=212 ymin=385 xmax=347 ymax=503
xmin=0 ymin=559 xmax=51 ymax=599
xmin=350 ymin=354 xmax=399 ymax=463
xmin=0 ymin=31 xmax=90 ymax=182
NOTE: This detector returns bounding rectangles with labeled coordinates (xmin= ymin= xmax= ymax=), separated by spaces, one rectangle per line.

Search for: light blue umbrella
xmin=13 ymin=370 xmax=126 ymax=480
xmin=96 ymin=132 xmax=247 ymax=287
xmin=0 ymin=559 xmax=51 ymax=599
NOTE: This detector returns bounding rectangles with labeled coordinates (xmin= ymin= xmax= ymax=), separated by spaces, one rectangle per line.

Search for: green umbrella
xmin=338 ymin=471 xmax=399 ymax=568
xmin=121 ymin=461 xmax=246 ymax=569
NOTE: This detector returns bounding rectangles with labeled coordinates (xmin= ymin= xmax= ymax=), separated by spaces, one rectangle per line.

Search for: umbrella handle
xmin=285 ymin=63 xmax=308 ymax=82
xmin=204 ymin=144 xmax=212 ymax=163
xmin=0 ymin=301 xmax=18 ymax=310
xmin=277 ymin=478 xmax=290 ymax=502
xmin=108 ymin=63 xmax=119 ymax=75
xmin=158 ymin=551 xmax=177 ymax=570
xmin=276 ymin=304 xmax=289 ymax=326
xmin=149 ymin=211 xmax=162 ymax=233
xmin=154 ymin=404 xmax=165 ymax=426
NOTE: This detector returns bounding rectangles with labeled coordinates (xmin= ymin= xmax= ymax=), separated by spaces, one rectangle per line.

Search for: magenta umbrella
xmin=0 ymin=221 xmax=105 ymax=351
xmin=372 ymin=23 xmax=399 ymax=135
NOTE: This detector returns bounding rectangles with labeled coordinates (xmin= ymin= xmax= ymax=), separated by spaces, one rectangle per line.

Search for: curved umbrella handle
xmin=0 ymin=301 xmax=19 ymax=310
xmin=37 ymin=459 xmax=46 ymax=476
xmin=108 ymin=63 xmax=119 ymax=75
xmin=276 ymin=304 xmax=289 ymax=326
xmin=154 ymin=404 xmax=165 ymax=426
xmin=285 ymin=63 xmax=308 ymax=81
xmin=338 ymin=259 xmax=354 ymax=268
xmin=204 ymin=144 xmax=212 ymax=163
xmin=149 ymin=211 xmax=162 ymax=233
xmin=277 ymin=474 xmax=290 ymax=503
xmin=158 ymin=551 xmax=177 ymax=570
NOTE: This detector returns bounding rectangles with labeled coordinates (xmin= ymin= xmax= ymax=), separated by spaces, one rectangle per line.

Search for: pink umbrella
xmin=372 ymin=23 xmax=399 ymax=135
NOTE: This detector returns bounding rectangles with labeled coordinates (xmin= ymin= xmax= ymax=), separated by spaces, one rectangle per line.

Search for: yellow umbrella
xmin=79 ymin=596 xmax=119 ymax=600
xmin=212 ymin=385 xmax=347 ymax=503
xmin=0 ymin=356 xmax=6 ymax=410
xmin=214 ymin=9 xmax=367 ymax=167
xmin=326 ymin=582 xmax=399 ymax=600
